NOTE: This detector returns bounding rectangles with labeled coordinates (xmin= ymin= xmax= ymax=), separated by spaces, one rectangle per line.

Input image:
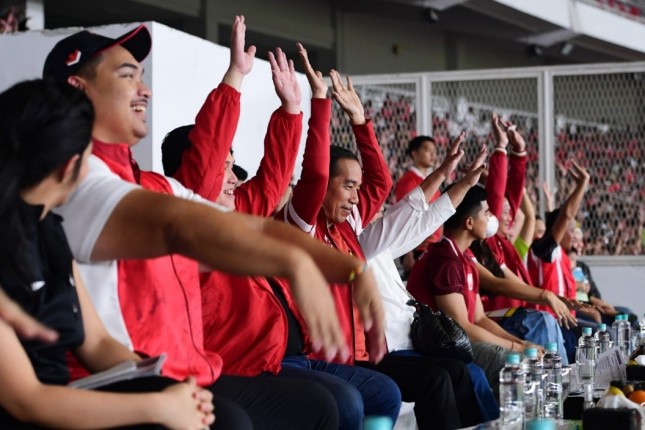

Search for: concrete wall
xmin=585 ymin=260 xmax=645 ymax=320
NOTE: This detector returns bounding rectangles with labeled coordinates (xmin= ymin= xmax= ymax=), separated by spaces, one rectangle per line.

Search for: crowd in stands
xmin=331 ymin=92 xmax=645 ymax=257
xmin=0 ymin=14 xmax=642 ymax=430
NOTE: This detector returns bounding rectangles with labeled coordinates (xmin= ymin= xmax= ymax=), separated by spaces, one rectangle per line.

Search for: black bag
xmin=407 ymin=299 xmax=474 ymax=363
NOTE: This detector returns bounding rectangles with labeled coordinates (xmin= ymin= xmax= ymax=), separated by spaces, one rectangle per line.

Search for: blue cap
xmin=582 ymin=327 xmax=593 ymax=336
xmin=526 ymin=418 xmax=557 ymax=430
xmin=546 ymin=342 xmax=558 ymax=352
xmin=506 ymin=352 xmax=521 ymax=365
xmin=598 ymin=323 xmax=606 ymax=331
xmin=525 ymin=347 xmax=538 ymax=359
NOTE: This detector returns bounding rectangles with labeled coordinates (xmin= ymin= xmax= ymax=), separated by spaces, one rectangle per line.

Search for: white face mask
xmin=485 ymin=214 xmax=499 ymax=238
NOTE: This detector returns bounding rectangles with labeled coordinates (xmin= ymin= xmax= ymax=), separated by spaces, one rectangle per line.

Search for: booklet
xmin=69 ymin=353 xmax=167 ymax=389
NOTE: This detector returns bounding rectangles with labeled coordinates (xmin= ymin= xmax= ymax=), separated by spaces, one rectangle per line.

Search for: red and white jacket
xmin=175 ymin=84 xmax=305 ymax=376
xmin=482 ymin=149 xmax=534 ymax=312
xmin=69 ymin=140 xmax=224 ymax=387
xmin=279 ymin=99 xmax=392 ymax=364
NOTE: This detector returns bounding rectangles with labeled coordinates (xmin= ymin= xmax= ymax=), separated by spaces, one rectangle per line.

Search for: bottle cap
xmin=525 ymin=347 xmax=538 ymax=359
xmin=582 ymin=327 xmax=593 ymax=336
xmin=506 ymin=352 xmax=521 ymax=365
xmin=598 ymin=323 xmax=606 ymax=331
xmin=545 ymin=342 xmax=558 ymax=352
xmin=363 ymin=416 xmax=393 ymax=430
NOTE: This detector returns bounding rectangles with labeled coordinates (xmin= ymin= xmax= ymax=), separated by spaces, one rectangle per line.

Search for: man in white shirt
xmin=357 ymin=136 xmax=498 ymax=428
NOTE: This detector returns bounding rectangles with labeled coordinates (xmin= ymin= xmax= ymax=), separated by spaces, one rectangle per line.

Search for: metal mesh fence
xmin=553 ymin=72 xmax=645 ymax=256
xmin=328 ymin=65 xmax=645 ymax=256
xmin=429 ymin=78 xmax=540 ymax=206
xmin=330 ymin=81 xmax=418 ymax=204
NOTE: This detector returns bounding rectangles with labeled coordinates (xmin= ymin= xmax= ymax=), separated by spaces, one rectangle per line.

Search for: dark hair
xmin=544 ymin=208 xmax=560 ymax=233
xmin=232 ymin=164 xmax=248 ymax=181
xmin=75 ymin=52 xmax=104 ymax=81
xmin=0 ymin=79 xmax=93 ymax=287
xmin=161 ymin=124 xmax=194 ymax=176
xmin=443 ymin=185 xmax=487 ymax=231
xmin=329 ymin=145 xmax=360 ymax=178
xmin=407 ymin=135 xmax=435 ymax=157
xmin=470 ymin=240 xmax=505 ymax=278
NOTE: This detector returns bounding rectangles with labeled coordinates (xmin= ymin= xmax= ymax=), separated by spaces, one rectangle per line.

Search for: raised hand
xmin=491 ymin=114 xmax=509 ymax=149
xmin=330 ymin=70 xmax=365 ymax=125
xmin=223 ymin=15 xmax=256 ymax=91
xmin=436 ymin=131 xmax=465 ymax=178
xmin=352 ymin=268 xmax=387 ymax=364
xmin=569 ymin=160 xmax=590 ymax=187
xmin=297 ymin=42 xmax=327 ymax=99
xmin=461 ymin=144 xmax=488 ymax=187
xmin=158 ymin=377 xmax=215 ymax=430
xmin=268 ymin=48 xmax=301 ymax=114
xmin=507 ymin=124 xmax=526 ymax=153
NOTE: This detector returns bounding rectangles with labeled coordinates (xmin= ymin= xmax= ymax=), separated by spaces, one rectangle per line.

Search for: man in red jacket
xmin=43 ymin=16 xmax=386 ymax=429
xmin=164 ymin=42 xmax=400 ymax=430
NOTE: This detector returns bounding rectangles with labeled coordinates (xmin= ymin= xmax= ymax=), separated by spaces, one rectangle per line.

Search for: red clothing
xmin=173 ymin=83 xmax=241 ymax=201
xmin=281 ymin=102 xmax=392 ymax=364
xmin=83 ymin=140 xmax=223 ymax=386
xmin=486 ymin=150 xmax=526 ymax=225
xmin=483 ymin=234 xmax=533 ymax=312
xmin=174 ymin=84 xmax=304 ymax=376
xmin=482 ymin=151 xmax=532 ymax=311
xmin=394 ymin=167 xmax=441 ymax=247
xmin=527 ymin=234 xmax=576 ymax=317
xmin=407 ymin=237 xmax=480 ymax=324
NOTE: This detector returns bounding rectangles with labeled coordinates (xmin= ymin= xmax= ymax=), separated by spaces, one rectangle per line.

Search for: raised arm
xmin=506 ymin=127 xmax=527 ymax=220
xmin=173 ymin=15 xmax=254 ymax=200
xmin=361 ymin=135 xmax=487 ymax=260
xmin=91 ymin=189 xmax=388 ymax=361
xmin=282 ymin=43 xmax=331 ymax=229
xmin=486 ymin=114 xmax=509 ymax=219
xmin=516 ymin=188 xmax=536 ymax=248
xmin=235 ymin=47 xmax=303 ymax=215
xmin=541 ymin=181 xmax=556 ymax=212
xmin=550 ymin=161 xmax=590 ymax=246
xmin=330 ymin=71 xmax=392 ymax=225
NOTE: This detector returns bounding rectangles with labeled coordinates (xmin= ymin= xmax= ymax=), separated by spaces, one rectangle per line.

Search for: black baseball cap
xmin=43 ymin=24 xmax=151 ymax=82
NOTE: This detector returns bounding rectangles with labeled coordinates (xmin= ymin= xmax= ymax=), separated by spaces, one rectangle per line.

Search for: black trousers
xmin=1 ymin=375 xmax=338 ymax=430
xmin=358 ymin=354 xmax=483 ymax=430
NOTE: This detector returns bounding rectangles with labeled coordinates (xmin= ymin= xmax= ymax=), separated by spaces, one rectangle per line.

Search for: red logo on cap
xmin=65 ymin=49 xmax=82 ymax=66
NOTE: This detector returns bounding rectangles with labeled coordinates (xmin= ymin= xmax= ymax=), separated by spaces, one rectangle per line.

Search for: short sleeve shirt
xmin=407 ymin=237 xmax=480 ymax=323
xmin=54 ymin=155 xmax=139 ymax=263
xmin=0 ymin=202 xmax=84 ymax=385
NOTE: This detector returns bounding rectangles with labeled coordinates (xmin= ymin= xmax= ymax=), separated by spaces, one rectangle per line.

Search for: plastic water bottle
xmin=499 ymin=352 xmax=525 ymax=429
xmin=639 ymin=313 xmax=645 ymax=346
xmin=522 ymin=348 xmax=541 ymax=419
xmin=615 ymin=314 xmax=632 ymax=360
xmin=576 ymin=327 xmax=597 ymax=389
xmin=594 ymin=323 xmax=612 ymax=355
xmin=543 ymin=342 xmax=563 ymax=419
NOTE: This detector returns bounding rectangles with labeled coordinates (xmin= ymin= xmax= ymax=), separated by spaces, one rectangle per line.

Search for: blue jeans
xmin=466 ymin=363 xmax=499 ymax=421
xmin=500 ymin=308 xmax=569 ymax=365
xmin=280 ymin=355 xmax=401 ymax=430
